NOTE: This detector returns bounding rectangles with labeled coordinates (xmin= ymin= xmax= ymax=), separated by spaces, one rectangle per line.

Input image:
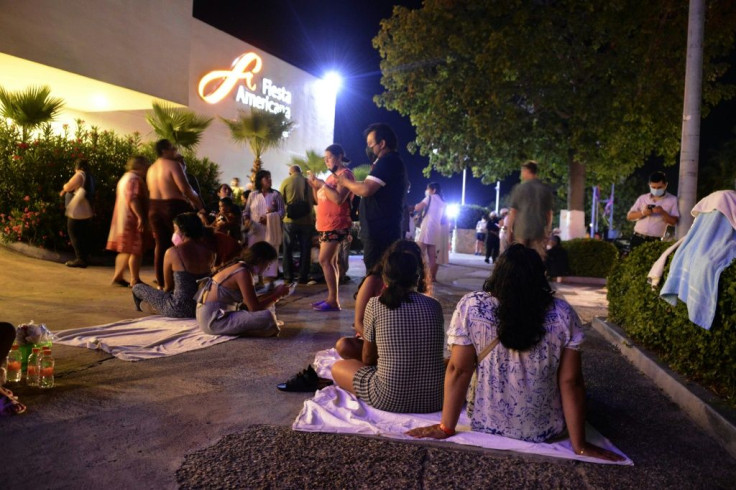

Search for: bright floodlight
xmin=445 ymin=203 xmax=460 ymax=219
xmin=323 ymin=71 xmax=343 ymax=93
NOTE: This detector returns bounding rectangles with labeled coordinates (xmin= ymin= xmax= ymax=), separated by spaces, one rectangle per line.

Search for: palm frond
xmin=0 ymin=85 xmax=64 ymax=140
xmin=145 ymin=102 xmax=213 ymax=150
xmin=289 ymin=149 xmax=326 ymax=175
xmin=220 ymin=109 xmax=294 ymax=160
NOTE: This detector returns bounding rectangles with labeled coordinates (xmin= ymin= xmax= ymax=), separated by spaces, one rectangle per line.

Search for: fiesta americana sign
xmin=197 ymin=52 xmax=292 ymax=118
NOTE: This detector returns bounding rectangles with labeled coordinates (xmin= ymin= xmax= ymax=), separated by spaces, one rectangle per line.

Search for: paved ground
xmin=0 ymin=246 xmax=734 ymax=489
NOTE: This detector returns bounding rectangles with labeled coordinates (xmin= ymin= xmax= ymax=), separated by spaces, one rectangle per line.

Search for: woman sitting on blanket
xmin=335 ymin=239 xmax=430 ymax=360
xmin=407 ymin=244 xmax=623 ymax=462
xmin=331 ymin=240 xmax=445 ymax=413
xmin=132 ymin=213 xmax=214 ymax=318
xmin=194 ymin=241 xmax=289 ymax=337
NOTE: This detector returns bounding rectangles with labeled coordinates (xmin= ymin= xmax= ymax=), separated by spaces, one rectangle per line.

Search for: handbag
xmin=466 ymin=336 xmax=500 ymax=416
xmin=65 ymin=172 xmax=94 ymax=220
xmin=416 ymin=194 xmax=432 ymax=228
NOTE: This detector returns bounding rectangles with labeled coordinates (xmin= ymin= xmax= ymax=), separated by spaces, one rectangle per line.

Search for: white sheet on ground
xmin=295 ymin=349 xmax=633 ymax=465
xmin=53 ymin=315 xmax=234 ymax=361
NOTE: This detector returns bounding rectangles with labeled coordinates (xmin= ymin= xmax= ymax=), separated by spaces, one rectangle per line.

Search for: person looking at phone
xmin=626 ymin=171 xmax=679 ymax=250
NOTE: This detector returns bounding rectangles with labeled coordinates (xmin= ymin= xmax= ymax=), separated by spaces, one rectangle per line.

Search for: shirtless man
xmin=147 ymin=139 xmax=206 ymax=286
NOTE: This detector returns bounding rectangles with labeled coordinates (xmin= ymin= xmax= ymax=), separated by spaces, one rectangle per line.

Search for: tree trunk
xmin=250 ymin=158 xmax=262 ymax=186
xmin=677 ymin=0 xmax=704 ymax=238
xmin=567 ymin=159 xmax=585 ymax=211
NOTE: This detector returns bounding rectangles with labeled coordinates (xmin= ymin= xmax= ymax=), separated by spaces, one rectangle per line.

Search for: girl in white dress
xmin=414 ymin=182 xmax=446 ymax=282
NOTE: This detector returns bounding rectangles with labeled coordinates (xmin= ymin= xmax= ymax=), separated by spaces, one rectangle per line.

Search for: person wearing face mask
xmin=194 ymin=241 xmax=287 ymax=337
xmin=337 ymin=123 xmax=409 ymax=271
xmin=131 ymin=213 xmax=214 ymax=317
xmin=626 ymin=171 xmax=679 ymax=250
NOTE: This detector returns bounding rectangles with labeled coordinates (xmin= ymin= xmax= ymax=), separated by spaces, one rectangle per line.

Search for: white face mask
xmin=650 ymin=186 xmax=665 ymax=197
xmin=171 ymin=232 xmax=183 ymax=246
xmin=425 ymin=190 xmax=430 ymax=198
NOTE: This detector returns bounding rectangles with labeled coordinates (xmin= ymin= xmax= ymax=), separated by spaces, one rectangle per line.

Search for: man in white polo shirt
xmin=626 ymin=171 xmax=679 ymax=250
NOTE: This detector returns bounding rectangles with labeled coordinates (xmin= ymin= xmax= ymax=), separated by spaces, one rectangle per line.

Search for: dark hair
xmin=549 ymin=235 xmax=561 ymax=247
xmin=155 ymin=139 xmax=173 ymax=156
xmin=363 ymin=123 xmax=397 ymax=151
xmin=378 ymin=240 xmax=425 ymax=309
xmin=521 ymin=160 xmax=538 ymax=175
xmin=219 ymin=197 xmax=239 ymax=214
xmin=325 ymin=143 xmax=351 ymax=163
xmin=355 ymin=239 xmax=428 ymax=299
xmin=254 ymin=170 xmax=272 ymax=192
xmin=649 ymin=171 xmax=667 ymax=184
xmin=241 ymin=241 xmax=277 ymax=268
xmin=126 ymin=155 xmax=149 ymax=172
xmin=174 ymin=212 xmax=205 ymax=240
xmin=75 ymin=159 xmax=95 ymax=197
xmin=427 ymin=182 xmax=443 ymax=200
xmin=218 ymin=184 xmax=233 ymax=195
xmin=483 ymin=244 xmax=553 ymax=351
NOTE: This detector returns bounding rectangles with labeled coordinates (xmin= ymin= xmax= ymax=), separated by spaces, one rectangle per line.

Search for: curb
xmin=592 ymin=317 xmax=736 ymax=460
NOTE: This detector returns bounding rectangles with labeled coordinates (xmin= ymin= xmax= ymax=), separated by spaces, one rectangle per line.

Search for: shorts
xmin=318 ymin=228 xmax=350 ymax=243
xmin=476 ymin=233 xmax=486 ymax=241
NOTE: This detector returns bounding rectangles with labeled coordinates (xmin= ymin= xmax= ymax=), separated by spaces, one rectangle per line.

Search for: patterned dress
xmin=106 ymin=171 xmax=147 ymax=255
xmin=353 ymin=292 xmax=445 ymax=413
xmin=447 ymin=292 xmax=584 ymax=442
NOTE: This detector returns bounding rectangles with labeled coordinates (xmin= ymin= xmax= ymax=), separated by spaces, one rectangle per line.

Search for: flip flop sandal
xmin=311 ymin=300 xmax=326 ymax=308
xmin=313 ymin=302 xmax=341 ymax=311
xmin=112 ymin=279 xmax=130 ymax=287
xmin=0 ymin=387 xmax=27 ymax=416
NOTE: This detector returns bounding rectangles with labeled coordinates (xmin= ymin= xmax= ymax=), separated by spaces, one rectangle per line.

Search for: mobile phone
xmin=647 ymin=204 xmax=655 ymax=210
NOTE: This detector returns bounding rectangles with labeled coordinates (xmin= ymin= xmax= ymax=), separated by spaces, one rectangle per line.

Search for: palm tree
xmin=145 ymin=102 xmax=213 ymax=151
xmin=221 ymin=109 xmax=294 ymax=184
xmin=0 ymin=85 xmax=64 ymax=142
xmin=289 ymin=149 xmax=325 ymax=176
xmin=351 ymin=164 xmax=373 ymax=181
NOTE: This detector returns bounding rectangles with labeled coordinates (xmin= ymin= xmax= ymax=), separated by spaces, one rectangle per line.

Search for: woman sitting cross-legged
xmin=194 ymin=241 xmax=288 ymax=337
xmin=331 ymin=240 xmax=445 ymax=413
xmin=407 ymin=244 xmax=623 ymax=461
xmin=132 ymin=212 xmax=214 ymax=318
xmin=335 ymin=239 xmax=430 ymax=361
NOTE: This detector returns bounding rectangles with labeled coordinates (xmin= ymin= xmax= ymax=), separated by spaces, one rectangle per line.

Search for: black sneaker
xmin=277 ymin=365 xmax=326 ymax=392
xmin=65 ymin=259 xmax=87 ymax=268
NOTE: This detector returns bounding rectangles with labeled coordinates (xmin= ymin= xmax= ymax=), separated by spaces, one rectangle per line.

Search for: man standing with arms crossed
xmin=505 ymin=160 xmax=554 ymax=258
xmin=147 ymin=139 xmax=205 ymax=287
xmin=338 ymin=123 xmax=408 ymax=271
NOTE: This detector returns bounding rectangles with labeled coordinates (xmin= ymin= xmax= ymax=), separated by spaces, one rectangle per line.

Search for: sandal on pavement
xmin=112 ymin=279 xmax=130 ymax=288
xmin=313 ymin=302 xmax=341 ymax=312
xmin=311 ymin=300 xmax=326 ymax=308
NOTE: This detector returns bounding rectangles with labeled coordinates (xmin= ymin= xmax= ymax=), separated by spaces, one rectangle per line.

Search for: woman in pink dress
xmin=307 ymin=144 xmax=355 ymax=311
xmin=106 ymin=156 xmax=150 ymax=287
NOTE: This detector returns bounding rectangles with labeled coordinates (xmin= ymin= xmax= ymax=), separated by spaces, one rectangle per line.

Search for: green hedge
xmin=561 ymin=238 xmax=618 ymax=278
xmin=608 ymin=241 xmax=736 ymax=406
xmin=0 ymin=119 xmax=220 ymax=252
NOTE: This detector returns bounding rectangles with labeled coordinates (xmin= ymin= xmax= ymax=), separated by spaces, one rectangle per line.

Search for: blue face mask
xmin=650 ymin=186 xmax=665 ymax=197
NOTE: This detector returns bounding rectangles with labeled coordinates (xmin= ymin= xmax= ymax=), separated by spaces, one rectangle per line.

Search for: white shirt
xmin=629 ymin=192 xmax=679 ymax=238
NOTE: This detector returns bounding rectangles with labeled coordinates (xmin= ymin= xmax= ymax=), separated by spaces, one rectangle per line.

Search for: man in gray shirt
xmin=505 ymin=160 xmax=554 ymax=258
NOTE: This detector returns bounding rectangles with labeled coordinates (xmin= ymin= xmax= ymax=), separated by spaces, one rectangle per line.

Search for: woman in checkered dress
xmin=332 ymin=240 xmax=445 ymax=413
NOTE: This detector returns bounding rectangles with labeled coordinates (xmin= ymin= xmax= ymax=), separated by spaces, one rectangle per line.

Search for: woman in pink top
xmin=307 ymin=144 xmax=355 ymax=311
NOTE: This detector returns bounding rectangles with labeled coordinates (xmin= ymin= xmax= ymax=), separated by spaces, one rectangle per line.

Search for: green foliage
xmin=221 ymin=109 xmax=294 ymax=184
xmin=0 ymin=85 xmax=64 ymax=142
xmin=456 ymin=204 xmax=488 ymax=229
xmin=289 ymin=149 xmax=325 ymax=176
xmin=608 ymin=241 xmax=736 ymax=406
xmin=184 ymin=151 xmax=221 ymax=210
xmin=561 ymin=238 xmax=618 ymax=278
xmin=700 ymin=127 xmax=736 ymax=197
xmin=351 ymin=164 xmax=372 ymax=181
xmin=0 ymin=119 xmax=221 ymax=253
xmin=145 ymin=102 xmax=213 ymax=150
xmin=374 ymin=1 xmax=736 ymax=201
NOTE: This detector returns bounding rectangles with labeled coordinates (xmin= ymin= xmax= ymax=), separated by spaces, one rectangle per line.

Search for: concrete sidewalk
xmin=1 ymin=246 xmax=735 ymax=489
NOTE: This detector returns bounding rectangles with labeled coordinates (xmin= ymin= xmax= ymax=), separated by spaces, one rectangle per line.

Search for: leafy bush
xmin=561 ymin=238 xmax=619 ymax=278
xmin=608 ymin=241 xmax=736 ymax=406
xmin=456 ymin=204 xmax=489 ymax=229
xmin=0 ymin=119 xmax=220 ymax=252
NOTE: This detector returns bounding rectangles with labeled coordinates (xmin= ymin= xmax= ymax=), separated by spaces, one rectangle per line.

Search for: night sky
xmin=192 ymin=0 xmax=498 ymax=209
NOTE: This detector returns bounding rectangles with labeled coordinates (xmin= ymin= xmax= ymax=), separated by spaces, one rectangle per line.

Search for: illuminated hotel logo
xmin=198 ymin=52 xmax=292 ymax=118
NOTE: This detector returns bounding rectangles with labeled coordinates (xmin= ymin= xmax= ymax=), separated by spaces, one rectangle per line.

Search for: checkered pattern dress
xmin=353 ymin=292 xmax=445 ymax=413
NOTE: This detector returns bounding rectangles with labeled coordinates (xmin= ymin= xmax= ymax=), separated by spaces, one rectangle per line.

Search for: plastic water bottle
xmin=26 ymin=347 xmax=41 ymax=387
xmin=39 ymin=348 xmax=54 ymax=389
xmin=6 ymin=344 xmax=22 ymax=383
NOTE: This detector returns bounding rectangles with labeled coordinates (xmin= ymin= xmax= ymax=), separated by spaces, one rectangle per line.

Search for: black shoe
xmin=65 ymin=259 xmax=87 ymax=268
xmin=484 ymin=258 xmax=490 ymax=264
xmin=277 ymin=365 xmax=321 ymax=392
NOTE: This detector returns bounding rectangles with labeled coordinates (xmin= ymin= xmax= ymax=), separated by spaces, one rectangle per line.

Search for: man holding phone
xmin=626 ymin=171 xmax=679 ymax=250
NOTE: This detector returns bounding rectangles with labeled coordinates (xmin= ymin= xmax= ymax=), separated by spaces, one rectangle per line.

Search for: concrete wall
xmin=0 ymin=0 xmax=192 ymax=104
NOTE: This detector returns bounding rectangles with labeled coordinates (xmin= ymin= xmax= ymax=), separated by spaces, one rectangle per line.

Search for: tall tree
xmin=289 ymin=149 xmax=325 ymax=176
xmin=221 ymin=109 xmax=294 ymax=184
xmin=374 ymin=0 xmax=736 ymax=212
xmin=145 ymin=102 xmax=213 ymax=151
xmin=0 ymin=85 xmax=64 ymax=142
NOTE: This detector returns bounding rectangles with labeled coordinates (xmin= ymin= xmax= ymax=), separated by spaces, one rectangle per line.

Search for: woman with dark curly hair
xmin=331 ymin=240 xmax=444 ymax=413
xmin=407 ymin=244 xmax=623 ymax=461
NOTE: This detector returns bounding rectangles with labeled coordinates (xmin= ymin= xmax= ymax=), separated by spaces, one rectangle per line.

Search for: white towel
xmin=295 ymin=349 xmax=633 ymax=465
xmin=53 ymin=316 xmax=234 ymax=361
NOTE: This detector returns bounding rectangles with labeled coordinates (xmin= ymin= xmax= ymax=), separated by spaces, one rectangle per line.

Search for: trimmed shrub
xmin=456 ymin=204 xmax=488 ymax=229
xmin=608 ymin=241 xmax=736 ymax=406
xmin=561 ymin=238 xmax=618 ymax=278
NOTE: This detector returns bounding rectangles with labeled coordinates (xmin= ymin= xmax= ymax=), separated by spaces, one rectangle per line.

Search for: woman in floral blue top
xmin=408 ymin=244 xmax=622 ymax=461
